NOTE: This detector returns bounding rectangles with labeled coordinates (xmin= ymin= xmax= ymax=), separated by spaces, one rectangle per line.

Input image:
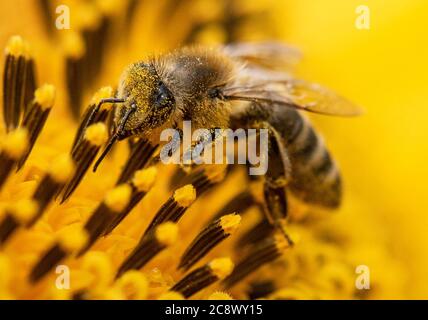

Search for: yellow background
xmin=274 ymin=0 xmax=428 ymax=298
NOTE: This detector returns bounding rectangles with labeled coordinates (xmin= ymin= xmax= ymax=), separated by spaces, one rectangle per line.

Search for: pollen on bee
xmin=0 ymin=128 xmax=29 ymax=189
xmin=3 ymin=36 xmax=37 ymax=132
xmin=116 ymin=222 xmax=179 ymax=279
xmin=171 ymin=257 xmax=234 ymax=298
xmin=178 ymin=213 xmax=241 ymax=271
xmin=144 ymin=184 xmax=196 ymax=236
xmin=17 ymin=84 xmax=56 ymax=169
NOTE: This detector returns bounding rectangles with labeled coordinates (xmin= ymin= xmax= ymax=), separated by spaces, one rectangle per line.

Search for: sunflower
xmin=0 ymin=0 xmax=411 ymax=300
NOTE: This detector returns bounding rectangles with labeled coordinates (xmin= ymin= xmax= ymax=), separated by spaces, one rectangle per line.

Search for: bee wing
xmin=222 ymin=79 xmax=364 ymax=117
xmin=223 ymin=42 xmax=301 ymax=72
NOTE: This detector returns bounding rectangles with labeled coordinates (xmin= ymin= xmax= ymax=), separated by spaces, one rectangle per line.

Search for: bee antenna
xmin=93 ymin=104 xmax=137 ymax=172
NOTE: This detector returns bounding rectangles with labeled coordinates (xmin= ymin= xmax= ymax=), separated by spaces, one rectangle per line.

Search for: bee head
xmin=93 ymin=62 xmax=175 ymax=172
xmin=115 ymin=62 xmax=176 ymax=138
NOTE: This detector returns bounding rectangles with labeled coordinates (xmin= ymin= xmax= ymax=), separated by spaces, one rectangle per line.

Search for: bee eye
xmin=155 ymin=82 xmax=174 ymax=108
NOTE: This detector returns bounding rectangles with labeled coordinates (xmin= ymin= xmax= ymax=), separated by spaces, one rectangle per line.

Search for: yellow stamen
xmin=132 ymin=167 xmax=158 ymax=192
xmin=155 ymin=222 xmax=178 ymax=246
xmin=5 ymin=35 xmax=26 ymax=57
xmin=115 ymin=271 xmax=149 ymax=300
xmin=90 ymin=86 xmax=114 ymax=107
xmin=7 ymin=199 xmax=38 ymax=224
xmin=82 ymin=252 xmax=114 ymax=289
xmin=1 ymin=128 xmax=29 ymax=159
xmin=49 ymin=154 xmax=75 ymax=183
xmin=62 ymin=31 xmax=86 ymax=59
xmin=84 ymin=123 xmax=108 ymax=146
xmin=34 ymin=84 xmax=56 ymax=110
xmin=173 ymin=185 xmax=196 ymax=207
xmin=209 ymin=257 xmax=234 ymax=280
xmin=57 ymin=227 xmax=88 ymax=252
xmin=75 ymin=2 xmax=102 ymax=31
xmin=219 ymin=213 xmax=241 ymax=234
xmin=95 ymin=0 xmax=125 ymax=17
xmin=104 ymin=184 xmax=132 ymax=212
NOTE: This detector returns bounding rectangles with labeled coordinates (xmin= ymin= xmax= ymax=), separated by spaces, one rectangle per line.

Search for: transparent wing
xmin=223 ymin=42 xmax=301 ymax=72
xmin=222 ymin=78 xmax=363 ymax=117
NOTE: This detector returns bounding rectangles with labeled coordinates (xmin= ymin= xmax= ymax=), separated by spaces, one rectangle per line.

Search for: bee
xmin=87 ymin=42 xmax=362 ymax=231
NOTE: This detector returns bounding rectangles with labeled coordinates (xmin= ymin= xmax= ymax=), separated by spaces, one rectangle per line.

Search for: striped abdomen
xmin=269 ymin=105 xmax=342 ymax=208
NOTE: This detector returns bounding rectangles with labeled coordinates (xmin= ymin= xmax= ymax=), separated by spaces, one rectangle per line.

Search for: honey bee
xmin=88 ymin=42 xmax=362 ymax=231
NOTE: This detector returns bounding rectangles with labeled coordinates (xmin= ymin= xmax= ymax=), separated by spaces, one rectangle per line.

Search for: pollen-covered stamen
xmin=29 ymin=228 xmax=88 ymax=283
xmin=103 ymin=167 xmax=158 ymax=236
xmin=0 ymin=128 xmax=29 ymax=189
xmin=27 ymin=154 xmax=75 ymax=227
xmin=143 ymin=184 xmax=196 ymax=236
xmin=116 ymin=222 xmax=178 ymax=279
xmin=236 ymin=219 xmax=274 ymax=248
xmin=17 ymin=84 xmax=56 ymax=169
xmin=3 ymin=36 xmax=37 ymax=131
xmin=171 ymin=257 xmax=234 ymax=299
xmin=223 ymin=234 xmax=292 ymax=288
xmin=116 ymin=138 xmax=159 ymax=185
xmin=0 ymin=199 xmax=38 ymax=246
xmin=77 ymin=184 xmax=132 ymax=256
xmin=71 ymin=86 xmax=115 ymax=154
xmin=61 ymin=123 xmax=108 ymax=203
xmin=179 ymin=213 xmax=241 ymax=271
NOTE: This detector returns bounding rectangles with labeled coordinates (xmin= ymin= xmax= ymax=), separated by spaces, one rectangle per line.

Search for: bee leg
xmin=181 ymin=127 xmax=221 ymax=171
xmin=258 ymin=122 xmax=293 ymax=241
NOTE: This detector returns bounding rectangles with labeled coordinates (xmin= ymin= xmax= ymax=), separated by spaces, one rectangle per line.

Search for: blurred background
xmin=0 ymin=0 xmax=427 ymax=298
